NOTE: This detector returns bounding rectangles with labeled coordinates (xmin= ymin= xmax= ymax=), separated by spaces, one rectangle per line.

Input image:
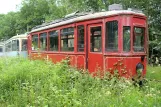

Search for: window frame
xmin=90 ymin=26 xmax=102 ymax=53
xmin=40 ymin=32 xmax=47 ymax=51
xmin=0 ymin=46 xmax=3 ymax=52
xmin=123 ymin=26 xmax=131 ymax=52
xmin=31 ymin=34 xmax=39 ymax=51
xmin=105 ymin=20 xmax=119 ymax=52
xmin=21 ymin=39 xmax=27 ymax=51
xmin=12 ymin=39 xmax=19 ymax=51
xmin=49 ymin=30 xmax=59 ymax=52
xmin=5 ymin=41 xmax=12 ymax=52
xmin=133 ymin=26 xmax=145 ymax=53
xmin=60 ymin=27 xmax=75 ymax=52
xmin=77 ymin=25 xmax=85 ymax=52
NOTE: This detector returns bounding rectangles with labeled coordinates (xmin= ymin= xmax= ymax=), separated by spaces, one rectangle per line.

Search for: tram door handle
xmin=87 ymin=57 xmax=89 ymax=62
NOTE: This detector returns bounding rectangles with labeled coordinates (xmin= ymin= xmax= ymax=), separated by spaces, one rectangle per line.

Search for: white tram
xmin=3 ymin=33 xmax=28 ymax=57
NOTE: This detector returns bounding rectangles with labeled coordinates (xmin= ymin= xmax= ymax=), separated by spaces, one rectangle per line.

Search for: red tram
xmin=27 ymin=5 xmax=148 ymax=78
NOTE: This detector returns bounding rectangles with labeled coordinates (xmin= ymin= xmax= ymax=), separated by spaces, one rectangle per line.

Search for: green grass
xmin=146 ymin=66 xmax=161 ymax=80
xmin=0 ymin=57 xmax=161 ymax=107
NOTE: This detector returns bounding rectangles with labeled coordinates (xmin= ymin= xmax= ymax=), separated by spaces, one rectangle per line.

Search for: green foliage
xmin=0 ymin=57 xmax=161 ymax=106
xmin=20 ymin=0 xmax=50 ymax=31
xmin=0 ymin=12 xmax=19 ymax=39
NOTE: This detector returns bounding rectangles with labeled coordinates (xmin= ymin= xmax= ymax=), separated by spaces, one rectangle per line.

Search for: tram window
xmin=133 ymin=27 xmax=145 ymax=52
xmin=106 ymin=21 xmax=118 ymax=52
xmin=61 ymin=27 xmax=74 ymax=51
xmin=77 ymin=25 xmax=84 ymax=52
xmin=5 ymin=44 xmax=7 ymax=52
xmin=40 ymin=33 xmax=47 ymax=51
xmin=49 ymin=30 xmax=58 ymax=51
xmin=22 ymin=39 xmax=27 ymax=51
xmin=90 ymin=26 xmax=102 ymax=52
xmin=0 ymin=47 xmax=2 ymax=52
xmin=12 ymin=40 xmax=19 ymax=51
xmin=32 ymin=34 xmax=38 ymax=50
xmin=6 ymin=42 xmax=11 ymax=52
xmin=123 ymin=26 xmax=131 ymax=52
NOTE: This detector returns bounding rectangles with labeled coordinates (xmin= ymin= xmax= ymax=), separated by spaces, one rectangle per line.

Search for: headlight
xmin=136 ymin=63 xmax=144 ymax=76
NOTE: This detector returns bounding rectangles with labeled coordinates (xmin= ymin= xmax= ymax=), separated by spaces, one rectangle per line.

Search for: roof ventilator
xmin=108 ymin=4 xmax=123 ymax=11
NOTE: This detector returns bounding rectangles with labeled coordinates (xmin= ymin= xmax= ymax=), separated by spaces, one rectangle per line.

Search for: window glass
xmin=12 ymin=40 xmax=19 ymax=51
xmin=49 ymin=30 xmax=58 ymax=51
xmin=40 ymin=33 xmax=47 ymax=51
xmin=0 ymin=46 xmax=3 ymax=52
xmin=22 ymin=39 xmax=27 ymax=51
xmin=32 ymin=34 xmax=38 ymax=51
xmin=77 ymin=25 xmax=84 ymax=52
xmin=5 ymin=44 xmax=7 ymax=52
xmin=6 ymin=42 xmax=11 ymax=52
xmin=61 ymin=27 xmax=74 ymax=51
xmin=123 ymin=26 xmax=131 ymax=52
xmin=106 ymin=21 xmax=118 ymax=52
xmin=133 ymin=27 xmax=145 ymax=52
xmin=90 ymin=26 xmax=102 ymax=52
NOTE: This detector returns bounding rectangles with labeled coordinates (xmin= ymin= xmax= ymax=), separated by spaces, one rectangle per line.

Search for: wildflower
xmin=145 ymin=94 xmax=153 ymax=97
xmin=138 ymin=100 xmax=143 ymax=105
xmin=105 ymin=91 xmax=111 ymax=96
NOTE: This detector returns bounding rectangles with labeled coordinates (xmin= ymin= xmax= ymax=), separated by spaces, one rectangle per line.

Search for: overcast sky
xmin=0 ymin=0 xmax=22 ymax=14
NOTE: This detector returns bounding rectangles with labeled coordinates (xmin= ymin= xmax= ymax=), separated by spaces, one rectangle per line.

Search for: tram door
xmin=87 ymin=24 xmax=103 ymax=74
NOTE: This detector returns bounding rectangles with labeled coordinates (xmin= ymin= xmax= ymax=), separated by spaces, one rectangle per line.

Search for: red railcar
xmin=27 ymin=6 xmax=148 ymax=78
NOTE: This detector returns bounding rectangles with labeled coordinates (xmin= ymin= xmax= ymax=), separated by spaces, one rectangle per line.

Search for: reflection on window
xmin=40 ymin=33 xmax=47 ymax=51
xmin=106 ymin=21 xmax=118 ymax=52
xmin=90 ymin=26 xmax=102 ymax=52
xmin=49 ymin=30 xmax=58 ymax=51
xmin=123 ymin=26 xmax=131 ymax=52
xmin=22 ymin=39 xmax=27 ymax=51
xmin=12 ymin=40 xmax=19 ymax=51
xmin=32 ymin=34 xmax=38 ymax=51
xmin=133 ymin=27 xmax=144 ymax=52
xmin=77 ymin=25 xmax=84 ymax=52
xmin=61 ymin=27 xmax=74 ymax=51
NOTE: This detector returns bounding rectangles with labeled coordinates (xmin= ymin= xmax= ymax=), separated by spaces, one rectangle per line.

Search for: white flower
xmin=105 ymin=91 xmax=111 ymax=95
xmin=138 ymin=100 xmax=143 ymax=105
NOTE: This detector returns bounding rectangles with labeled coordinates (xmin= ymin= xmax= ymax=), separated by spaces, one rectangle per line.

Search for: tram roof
xmin=0 ymin=42 xmax=4 ymax=46
xmin=4 ymin=33 xmax=28 ymax=44
xmin=11 ymin=33 xmax=28 ymax=39
xmin=30 ymin=10 xmax=146 ymax=33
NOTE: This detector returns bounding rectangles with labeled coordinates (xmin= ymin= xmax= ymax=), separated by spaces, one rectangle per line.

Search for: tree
xmin=19 ymin=0 xmax=50 ymax=31
xmin=0 ymin=12 xmax=19 ymax=39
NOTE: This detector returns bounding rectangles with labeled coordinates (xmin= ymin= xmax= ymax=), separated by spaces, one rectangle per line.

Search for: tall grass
xmin=0 ymin=57 xmax=161 ymax=107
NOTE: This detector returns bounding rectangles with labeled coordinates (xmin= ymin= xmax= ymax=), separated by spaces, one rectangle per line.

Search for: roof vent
xmin=65 ymin=11 xmax=79 ymax=18
xmin=108 ymin=4 xmax=123 ymax=11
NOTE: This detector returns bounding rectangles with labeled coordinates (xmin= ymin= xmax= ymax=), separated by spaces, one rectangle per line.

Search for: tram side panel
xmin=29 ymin=52 xmax=81 ymax=69
xmin=105 ymin=56 xmax=146 ymax=78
